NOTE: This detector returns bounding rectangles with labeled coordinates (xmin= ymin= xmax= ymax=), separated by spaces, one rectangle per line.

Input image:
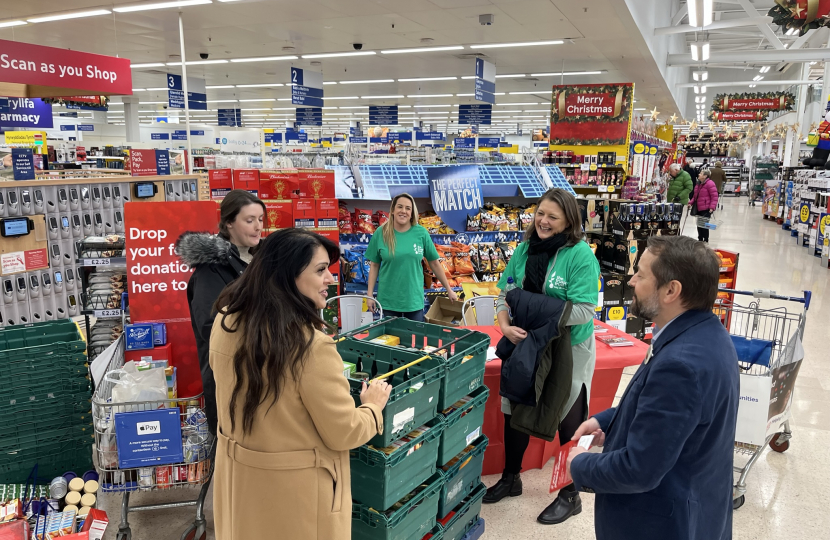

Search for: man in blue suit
xmin=568 ymin=235 xmax=739 ymax=540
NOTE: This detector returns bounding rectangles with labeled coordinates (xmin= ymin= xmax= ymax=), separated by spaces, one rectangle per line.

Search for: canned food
xmin=49 ymin=477 xmax=68 ymax=500
xmin=155 ymin=466 xmax=171 ymax=489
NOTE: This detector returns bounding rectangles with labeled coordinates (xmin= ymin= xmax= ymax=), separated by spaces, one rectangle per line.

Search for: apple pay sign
xmin=136 ymin=420 xmax=161 ymax=436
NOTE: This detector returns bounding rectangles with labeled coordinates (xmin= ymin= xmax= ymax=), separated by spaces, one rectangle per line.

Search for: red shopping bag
xmin=549 ymin=441 xmax=576 ymax=494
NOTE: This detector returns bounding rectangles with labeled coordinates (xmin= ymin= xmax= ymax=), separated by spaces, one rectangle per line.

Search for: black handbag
xmin=689 ymin=198 xmax=699 ymax=216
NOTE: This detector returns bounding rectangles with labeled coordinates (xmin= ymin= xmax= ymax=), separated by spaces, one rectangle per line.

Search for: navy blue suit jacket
xmin=571 ymin=310 xmax=739 ymax=540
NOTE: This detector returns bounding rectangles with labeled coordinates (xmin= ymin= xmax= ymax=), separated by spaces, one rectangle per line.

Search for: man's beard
xmin=631 ymin=291 xmax=660 ymax=320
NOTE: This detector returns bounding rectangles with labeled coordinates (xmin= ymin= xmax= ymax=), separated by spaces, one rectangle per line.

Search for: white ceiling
xmin=0 ymin=0 xmax=698 ymax=129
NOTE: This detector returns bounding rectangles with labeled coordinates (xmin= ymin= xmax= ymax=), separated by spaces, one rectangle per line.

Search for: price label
xmin=589 ymin=163 xmax=597 ymax=171
xmin=94 ymin=309 xmax=121 ymax=318
xmin=84 ymin=258 xmax=112 ymax=267
xmin=597 ymin=185 xmax=608 ymax=193
xmin=608 ymin=185 xmax=616 ymax=193
xmin=580 ymin=163 xmax=590 ymax=171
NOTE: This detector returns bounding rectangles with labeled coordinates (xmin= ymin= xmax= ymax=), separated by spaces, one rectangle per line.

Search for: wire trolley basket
xmin=715 ymin=288 xmax=811 ymax=511
xmin=696 ymin=215 xmax=724 ymax=230
xmin=92 ymin=336 xmax=215 ymax=540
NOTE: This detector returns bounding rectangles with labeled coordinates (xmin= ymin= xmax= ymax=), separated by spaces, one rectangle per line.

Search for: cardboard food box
xmin=79 ymin=508 xmax=108 ymax=540
xmin=316 ymin=198 xmax=339 ymax=229
xmin=298 ymin=169 xmax=335 ymax=199
xmin=208 ymin=169 xmax=233 ymax=200
xmin=425 ymin=297 xmax=465 ymax=327
xmin=264 ymin=201 xmax=294 ymax=230
xmin=260 ymin=170 xmax=300 ymax=200
xmin=232 ymin=169 xmax=260 ymax=196
xmin=294 ymin=199 xmax=316 ymax=229
xmin=125 ymin=323 xmax=154 ymax=351
xmin=125 ymin=342 xmax=172 ymax=364
xmin=602 ymin=273 xmax=624 ymax=307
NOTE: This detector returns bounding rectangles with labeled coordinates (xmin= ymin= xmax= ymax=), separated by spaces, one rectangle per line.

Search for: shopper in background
xmin=176 ymin=190 xmax=266 ymax=435
xmin=484 ymin=188 xmax=600 ymax=527
xmin=709 ymin=161 xmax=728 ymax=209
xmin=682 ymin=158 xmax=697 ymax=188
xmin=690 ymin=169 xmax=719 ymax=243
xmin=567 ymin=236 xmax=739 ymax=540
xmin=210 ymin=228 xmax=392 ymax=540
xmin=365 ymin=193 xmax=457 ymax=321
xmin=667 ymin=163 xmax=694 ymax=207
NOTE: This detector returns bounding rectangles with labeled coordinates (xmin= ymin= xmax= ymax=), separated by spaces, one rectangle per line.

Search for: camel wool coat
xmin=209 ymin=315 xmax=383 ymax=540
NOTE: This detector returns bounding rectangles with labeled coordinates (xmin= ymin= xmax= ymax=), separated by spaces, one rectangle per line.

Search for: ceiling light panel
xmin=398 ymin=77 xmax=457 ymax=82
xmin=302 ymin=51 xmax=376 ymax=59
xmin=407 ymin=94 xmax=454 ymax=98
xmin=470 ymin=40 xmax=563 ymax=49
xmin=230 ymin=56 xmax=297 ymax=63
xmin=0 ymin=21 xmax=27 ymax=28
xmin=28 ymin=9 xmax=111 ymax=23
xmin=113 ymin=0 xmax=211 ymax=13
xmin=131 ymin=63 xmax=166 ymax=69
xmin=325 ymin=96 xmax=360 ymax=100
xmin=206 ymin=85 xmax=235 ymax=89
xmin=236 ymin=83 xmax=284 ymax=88
xmin=339 ymin=79 xmax=394 ymax=85
xmin=381 ymin=46 xmax=464 ymax=54
xmin=361 ymin=95 xmax=404 ymax=99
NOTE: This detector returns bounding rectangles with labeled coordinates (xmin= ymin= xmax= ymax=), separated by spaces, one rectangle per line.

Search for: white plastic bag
xmin=106 ymin=361 xmax=168 ymax=412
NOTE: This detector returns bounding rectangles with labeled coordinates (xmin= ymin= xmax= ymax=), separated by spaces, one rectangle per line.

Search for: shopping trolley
xmin=92 ymin=337 xmax=215 ymax=540
xmin=716 ymin=288 xmax=811 ymax=510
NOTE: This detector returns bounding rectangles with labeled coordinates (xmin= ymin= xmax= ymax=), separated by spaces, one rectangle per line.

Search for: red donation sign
xmin=0 ymin=38 xmax=132 ymax=96
xmin=130 ymin=149 xmax=158 ymax=176
xmin=550 ymin=83 xmax=634 ymax=146
xmin=125 ymin=201 xmax=219 ymax=398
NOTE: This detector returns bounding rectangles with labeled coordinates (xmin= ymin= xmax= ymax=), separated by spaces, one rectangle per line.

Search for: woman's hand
xmin=447 ymin=289 xmax=458 ymax=302
xmin=501 ymin=324 xmax=528 ymax=345
xmin=360 ymin=380 xmax=392 ymax=410
xmin=366 ymin=298 xmax=378 ymax=313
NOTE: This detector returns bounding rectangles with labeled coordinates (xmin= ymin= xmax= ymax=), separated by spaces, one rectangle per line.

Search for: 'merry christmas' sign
xmin=550 ymin=83 xmax=634 ymax=146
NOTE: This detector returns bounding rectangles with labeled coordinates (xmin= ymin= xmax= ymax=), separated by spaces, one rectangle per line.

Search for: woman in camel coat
xmin=209 ymin=228 xmax=391 ymax=540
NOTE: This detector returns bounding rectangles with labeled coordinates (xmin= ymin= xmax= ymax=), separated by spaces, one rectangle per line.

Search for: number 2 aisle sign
xmin=291 ymin=67 xmax=324 ymax=107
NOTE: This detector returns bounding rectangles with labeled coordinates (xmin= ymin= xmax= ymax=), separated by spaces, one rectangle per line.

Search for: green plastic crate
xmin=341 ymin=318 xmax=489 ymax=409
xmin=0 ymin=425 xmax=93 ymax=459
xmin=2 ymin=366 xmax=89 ymax=390
xmin=0 ymin=320 xmax=85 ymax=352
xmin=337 ymin=338 xmax=444 ymax=447
xmin=423 ymin=526 xmax=443 ymax=540
xmin=438 ymin=483 xmax=486 ymax=540
xmin=437 ymin=386 xmax=489 ymax=466
xmin=0 ymin=392 xmax=91 ymax=417
xmin=6 ymin=413 xmax=91 ymax=440
xmin=0 ymin=379 xmax=90 ymax=404
xmin=0 ymin=445 xmax=94 ymax=484
xmin=351 ymin=418 xmax=444 ymax=511
xmin=438 ymin=436 xmax=488 ymax=519
xmin=352 ymin=473 xmax=444 ymax=540
xmin=2 ymin=353 xmax=88 ymax=378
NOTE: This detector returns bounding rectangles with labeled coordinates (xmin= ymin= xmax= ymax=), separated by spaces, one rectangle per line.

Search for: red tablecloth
xmin=469 ymin=321 xmax=649 ymax=476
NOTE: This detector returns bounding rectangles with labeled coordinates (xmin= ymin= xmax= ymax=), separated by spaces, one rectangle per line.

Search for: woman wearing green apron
xmin=483 ymin=188 xmax=600 ymax=526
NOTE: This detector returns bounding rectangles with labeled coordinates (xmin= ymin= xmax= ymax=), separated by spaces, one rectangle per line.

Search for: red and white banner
xmin=724 ymin=98 xmax=781 ymax=110
xmin=712 ymin=111 xmax=768 ymax=121
xmin=125 ymin=201 xmax=219 ymax=398
xmin=130 ymin=149 xmax=158 ymax=177
xmin=0 ymin=38 xmax=132 ymax=96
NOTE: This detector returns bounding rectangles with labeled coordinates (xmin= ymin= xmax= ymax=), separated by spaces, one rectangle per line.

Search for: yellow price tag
xmin=821 ymin=215 xmax=830 ymax=236
xmin=634 ymin=143 xmax=645 ymax=154
xmin=608 ymin=185 xmax=616 ymax=193
xmin=590 ymin=163 xmax=597 ymax=171
xmin=607 ymin=306 xmax=625 ymax=320
xmin=649 ymin=146 xmax=657 ymax=155
xmin=800 ymin=205 xmax=810 ymax=222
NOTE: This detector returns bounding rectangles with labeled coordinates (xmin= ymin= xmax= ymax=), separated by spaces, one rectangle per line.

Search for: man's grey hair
xmin=669 ymin=163 xmax=681 ymax=173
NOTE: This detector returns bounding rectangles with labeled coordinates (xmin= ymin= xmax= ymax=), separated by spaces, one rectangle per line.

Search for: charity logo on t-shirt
xmin=549 ymin=272 xmax=567 ymax=290
xmin=413 ymin=243 xmax=424 ymax=256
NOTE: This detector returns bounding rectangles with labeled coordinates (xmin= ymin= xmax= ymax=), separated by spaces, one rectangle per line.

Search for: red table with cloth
xmin=469 ymin=320 xmax=648 ymax=476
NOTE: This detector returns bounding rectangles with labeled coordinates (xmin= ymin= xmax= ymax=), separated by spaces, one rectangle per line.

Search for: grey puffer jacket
xmin=176 ymin=232 xmax=247 ymax=435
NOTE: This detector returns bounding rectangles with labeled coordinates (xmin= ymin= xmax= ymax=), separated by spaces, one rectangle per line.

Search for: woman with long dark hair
xmin=177 ymin=189 xmax=266 ymax=436
xmin=483 ymin=188 xmax=600 ymax=526
xmin=210 ymin=228 xmax=392 ymax=540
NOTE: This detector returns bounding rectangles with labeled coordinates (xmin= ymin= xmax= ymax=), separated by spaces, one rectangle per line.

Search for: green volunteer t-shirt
xmin=365 ymin=224 xmax=440 ymax=313
xmin=497 ymin=240 xmax=600 ymax=345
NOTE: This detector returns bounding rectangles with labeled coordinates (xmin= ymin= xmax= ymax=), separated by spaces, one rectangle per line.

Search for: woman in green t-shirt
xmin=483 ymin=188 xmax=600 ymax=527
xmin=365 ymin=193 xmax=457 ymax=321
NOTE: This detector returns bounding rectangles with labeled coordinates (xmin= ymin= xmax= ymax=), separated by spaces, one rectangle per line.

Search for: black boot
xmin=537 ymin=487 xmax=582 ymax=525
xmin=483 ymin=472 xmax=522 ymax=504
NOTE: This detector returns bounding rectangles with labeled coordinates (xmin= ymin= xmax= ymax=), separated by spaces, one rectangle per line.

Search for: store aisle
xmin=96 ymin=196 xmax=830 ymax=540
xmin=481 ymin=195 xmax=830 ymax=539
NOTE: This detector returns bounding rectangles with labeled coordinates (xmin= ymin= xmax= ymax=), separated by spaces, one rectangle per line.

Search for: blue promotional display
xmin=0 ymin=98 xmax=53 ymax=128
xmin=387 ymin=132 xmax=412 ymax=143
xmin=172 ymin=130 xmax=188 ymax=141
xmin=285 ymin=131 xmax=308 ymax=143
xmin=477 ymin=137 xmax=501 ymax=148
xmin=475 ymin=58 xmax=496 ymax=105
xmin=291 ymin=67 xmax=324 ymax=107
xmin=350 ymin=136 xmax=368 ymax=144
xmin=370 ymin=135 xmax=388 ymax=143
xmin=77 ymin=125 xmax=94 ymax=132
xmin=151 ymin=133 xmax=170 ymax=140
xmin=264 ymin=132 xmax=283 ymax=143
xmin=454 ymin=138 xmax=476 ymax=149
xmin=59 ymin=125 xmax=76 ymax=131
xmin=427 ymin=165 xmax=483 ymax=234
xmin=369 ymin=105 xmax=398 ymax=126
xmin=155 ymin=150 xmax=171 ymax=175
xmin=114 ymin=408 xmax=184 ymax=469
xmin=190 ymin=130 xmax=205 ymax=136
xmin=167 ymin=73 xmax=208 ymax=110
xmin=296 ymin=107 xmax=323 ymax=126
xmin=459 ymin=104 xmax=492 ymax=125
xmin=218 ymin=108 xmax=242 ymax=127
xmin=11 ymin=148 xmax=35 ymax=180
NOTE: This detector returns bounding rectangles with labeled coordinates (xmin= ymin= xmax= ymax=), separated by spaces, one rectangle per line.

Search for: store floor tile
xmin=96 ymin=197 xmax=829 ymax=540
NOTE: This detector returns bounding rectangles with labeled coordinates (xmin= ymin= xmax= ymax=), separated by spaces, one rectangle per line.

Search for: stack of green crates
xmin=341 ymin=317 xmax=491 ymax=540
xmin=0 ymin=320 xmax=93 ymax=483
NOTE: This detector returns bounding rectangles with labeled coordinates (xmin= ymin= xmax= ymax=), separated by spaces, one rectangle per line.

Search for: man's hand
xmin=572 ymin=417 xmax=606 ymax=447
xmin=567 ymin=446 xmax=589 ymax=477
